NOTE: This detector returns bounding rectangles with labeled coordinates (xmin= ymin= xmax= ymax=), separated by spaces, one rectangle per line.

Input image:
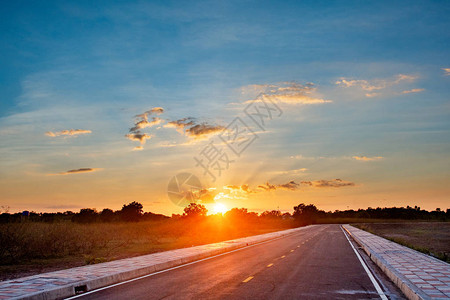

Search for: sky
xmin=0 ymin=0 xmax=449 ymax=215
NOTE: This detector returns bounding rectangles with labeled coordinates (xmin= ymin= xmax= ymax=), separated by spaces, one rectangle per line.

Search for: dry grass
xmin=0 ymin=217 xmax=292 ymax=280
xmin=354 ymin=222 xmax=450 ymax=262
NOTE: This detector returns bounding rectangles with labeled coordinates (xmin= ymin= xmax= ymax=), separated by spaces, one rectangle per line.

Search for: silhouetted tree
xmin=183 ymin=203 xmax=207 ymax=218
xmin=225 ymin=208 xmax=257 ymax=221
xmin=281 ymin=212 xmax=292 ymax=219
xmin=293 ymin=203 xmax=320 ymax=225
xmin=120 ymin=201 xmax=143 ymax=222
xmin=260 ymin=210 xmax=282 ymax=219
xmin=72 ymin=208 xmax=98 ymax=223
xmin=100 ymin=208 xmax=115 ymax=222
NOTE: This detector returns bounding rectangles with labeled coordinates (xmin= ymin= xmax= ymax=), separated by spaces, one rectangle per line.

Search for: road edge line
xmin=340 ymin=225 xmax=388 ymax=300
xmin=342 ymin=225 xmax=428 ymax=300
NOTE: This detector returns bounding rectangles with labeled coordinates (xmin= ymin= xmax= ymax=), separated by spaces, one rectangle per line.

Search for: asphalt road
xmin=70 ymin=224 xmax=403 ymax=300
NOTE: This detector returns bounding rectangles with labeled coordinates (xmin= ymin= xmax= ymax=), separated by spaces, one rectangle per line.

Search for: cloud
xmin=365 ymin=92 xmax=380 ymax=98
xmin=442 ymin=68 xmax=450 ymax=76
xmin=45 ymin=129 xmax=91 ymax=137
xmin=256 ymin=182 xmax=277 ymax=191
xmin=352 ymin=155 xmax=384 ymax=161
xmin=224 ymin=184 xmax=255 ymax=194
xmin=244 ymin=82 xmax=331 ymax=105
xmin=126 ymin=107 xmax=164 ymax=149
xmin=277 ymin=180 xmax=300 ymax=190
xmin=222 ymin=180 xmax=301 ymax=194
xmin=164 ymin=117 xmax=196 ymax=132
xmin=336 ymin=74 xmax=419 ymax=97
xmin=130 ymin=117 xmax=163 ymax=132
xmin=401 ymin=88 xmax=425 ymax=94
xmin=135 ymin=107 xmax=164 ymax=120
xmin=301 ymin=179 xmax=355 ymax=188
xmin=133 ymin=146 xmax=144 ymax=151
xmin=165 ymin=117 xmax=224 ymax=140
xmin=257 ymin=181 xmax=300 ymax=191
xmin=125 ymin=131 xmax=152 ymax=144
xmin=50 ymin=168 xmax=102 ymax=175
xmin=186 ymin=123 xmax=225 ymax=139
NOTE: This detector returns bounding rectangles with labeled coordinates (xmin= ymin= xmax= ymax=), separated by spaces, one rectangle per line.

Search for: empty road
xmin=68 ymin=224 xmax=403 ymax=299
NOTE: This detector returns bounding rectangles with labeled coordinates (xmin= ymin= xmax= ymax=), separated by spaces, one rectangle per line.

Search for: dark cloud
xmin=225 ymin=181 xmax=300 ymax=193
xmin=130 ymin=117 xmax=163 ymax=132
xmin=125 ymin=131 xmax=152 ymax=144
xmin=277 ymin=180 xmax=300 ymax=190
xmin=301 ymin=179 xmax=355 ymax=188
xmin=51 ymin=168 xmax=102 ymax=175
xmin=165 ymin=117 xmax=224 ymax=140
xmin=186 ymin=123 xmax=225 ymax=139
xmin=164 ymin=117 xmax=196 ymax=131
xmin=257 ymin=182 xmax=277 ymax=191
xmin=126 ymin=107 xmax=165 ymax=149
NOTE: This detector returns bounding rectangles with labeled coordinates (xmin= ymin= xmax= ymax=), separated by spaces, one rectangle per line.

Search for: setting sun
xmin=213 ymin=203 xmax=228 ymax=215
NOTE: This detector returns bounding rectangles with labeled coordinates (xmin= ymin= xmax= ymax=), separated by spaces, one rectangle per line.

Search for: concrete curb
xmin=4 ymin=226 xmax=310 ymax=300
xmin=342 ymin=225 xmax=431 ymax=300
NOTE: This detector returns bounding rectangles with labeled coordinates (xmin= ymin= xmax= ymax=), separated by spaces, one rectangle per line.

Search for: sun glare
xmin=213 ymin=203 xmax=228 ymax=214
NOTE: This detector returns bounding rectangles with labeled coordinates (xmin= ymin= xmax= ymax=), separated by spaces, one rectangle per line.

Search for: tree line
xmin=0 ymin=202 xmax=448 ymax=224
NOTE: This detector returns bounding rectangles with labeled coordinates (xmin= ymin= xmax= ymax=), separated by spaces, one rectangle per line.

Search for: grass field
xmin=354 ymin=222 xmax=450 ymax=262
xmin=0 ymin=217 xmax=292 ymax=281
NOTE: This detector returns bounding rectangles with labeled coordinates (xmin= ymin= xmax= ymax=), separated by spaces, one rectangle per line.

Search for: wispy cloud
xmin=442 ymin=68 xmax=450 ymax=76
xmin=50 ymin=168 xmax=102 ymax=175
xmin=243 ymin=82 xmax=331 ymax=105
xmin=352 ymin=155 xmax=384 ymax=161
xmin=45 ymin=129 xmax=91 ymax=137
xmin=224 ymin=180 xmax=301 ymax=193
xmin=336 ymin=74 xmax=420 ymax=97
xmin=301 ymin=179 xmax=355 ymax=188
xmin=401 ymin=88 xmax=425 ymax=94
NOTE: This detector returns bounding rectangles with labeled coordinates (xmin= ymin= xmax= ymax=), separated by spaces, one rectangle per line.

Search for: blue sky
xmin=0 ymin=0 xmax=449 ymax=214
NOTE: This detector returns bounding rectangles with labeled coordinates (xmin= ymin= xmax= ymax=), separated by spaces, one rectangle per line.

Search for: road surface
xmin=69 ymin=224 xmax=404 ymax=299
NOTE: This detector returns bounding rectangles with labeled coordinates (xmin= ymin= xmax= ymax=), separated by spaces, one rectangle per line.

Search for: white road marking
xmin=341 ymin=226 xmax=388 ymax=300
xmin=65 ymin=230 xmax=307 ymax=299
